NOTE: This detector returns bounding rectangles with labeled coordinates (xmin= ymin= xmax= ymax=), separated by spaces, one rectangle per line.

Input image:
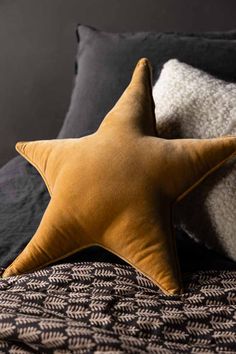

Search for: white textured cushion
xmin=153 ymin=59 xmax=236 ymax=260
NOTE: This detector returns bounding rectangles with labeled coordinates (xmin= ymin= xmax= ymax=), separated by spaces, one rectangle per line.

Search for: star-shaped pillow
xmin=3 ymin=59 xmax=236 ymax=295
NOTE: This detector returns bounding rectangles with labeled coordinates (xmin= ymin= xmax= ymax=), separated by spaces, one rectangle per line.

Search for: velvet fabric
xmin=1 ymin=27 xmax=236 ymax=272
xmin=3 ymin=59 xmax=236 ymax=295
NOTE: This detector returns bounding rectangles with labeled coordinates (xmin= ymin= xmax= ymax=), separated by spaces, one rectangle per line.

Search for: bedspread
xmin=0 ymin=263 xmax=235 ymax=353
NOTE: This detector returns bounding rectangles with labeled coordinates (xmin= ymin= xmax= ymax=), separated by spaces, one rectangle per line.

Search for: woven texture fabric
xmin=0 ymin=262 xmax=236 ymax=353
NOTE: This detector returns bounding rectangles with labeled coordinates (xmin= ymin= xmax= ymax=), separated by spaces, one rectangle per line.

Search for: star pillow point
xmin=3 ymin=58 xmax=236 ymax=295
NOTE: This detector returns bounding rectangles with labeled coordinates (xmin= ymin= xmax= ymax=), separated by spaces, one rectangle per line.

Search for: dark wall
xmin=0 ymin=0 xmax=235 ymax=166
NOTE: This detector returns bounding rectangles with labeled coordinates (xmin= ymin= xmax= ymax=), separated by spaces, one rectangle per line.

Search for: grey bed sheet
xmin=0 ymin=156 xmax=49 ymax=267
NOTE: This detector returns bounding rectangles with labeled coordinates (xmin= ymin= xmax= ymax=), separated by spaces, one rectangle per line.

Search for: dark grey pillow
xmin=58 ymin=25 xmax=236 ymax=138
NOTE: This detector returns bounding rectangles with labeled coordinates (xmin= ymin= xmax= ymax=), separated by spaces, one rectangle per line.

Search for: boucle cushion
xmin=153 ymin=59 xmax=236 ymax=260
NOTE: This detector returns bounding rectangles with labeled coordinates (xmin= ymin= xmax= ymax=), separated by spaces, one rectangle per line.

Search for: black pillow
xmin=58 ymin=25 xmax=236 ymax=138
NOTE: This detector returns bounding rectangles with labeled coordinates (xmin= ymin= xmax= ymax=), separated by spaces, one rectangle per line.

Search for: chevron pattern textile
xmin=0 ymin=262 xmax=235 ymax=353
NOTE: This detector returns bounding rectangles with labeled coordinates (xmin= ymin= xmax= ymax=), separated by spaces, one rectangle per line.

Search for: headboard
xmin=0 ymin=0 xmax=235 ymax=166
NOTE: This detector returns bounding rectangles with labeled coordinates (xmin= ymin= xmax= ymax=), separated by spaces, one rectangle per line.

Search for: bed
xmin=0 ymin=2 xmax=236 ymax=353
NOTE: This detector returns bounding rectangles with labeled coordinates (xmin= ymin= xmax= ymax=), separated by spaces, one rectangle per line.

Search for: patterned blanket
xmin=0 ymin=263 xmax=235 ymax=353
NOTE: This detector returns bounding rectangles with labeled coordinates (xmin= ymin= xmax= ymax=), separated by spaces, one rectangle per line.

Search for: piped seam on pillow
xmin=175 ymin=145 xmax=236 ymax=203
xmin=15 ymin=142 xmax=53 ymax=197
xmin=3 ymin=242 xmax=182 ymax=296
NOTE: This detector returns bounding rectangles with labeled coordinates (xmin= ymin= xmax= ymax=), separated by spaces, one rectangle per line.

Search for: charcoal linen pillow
xmin=58 ymin=25 xmax=236 ymax=139
xmin=153 ymin=59 xmax=236 ymax=260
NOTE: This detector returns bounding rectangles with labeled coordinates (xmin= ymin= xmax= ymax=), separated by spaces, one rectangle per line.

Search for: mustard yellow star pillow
xmin=3 ymin=58 xmax=236 ymax=295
